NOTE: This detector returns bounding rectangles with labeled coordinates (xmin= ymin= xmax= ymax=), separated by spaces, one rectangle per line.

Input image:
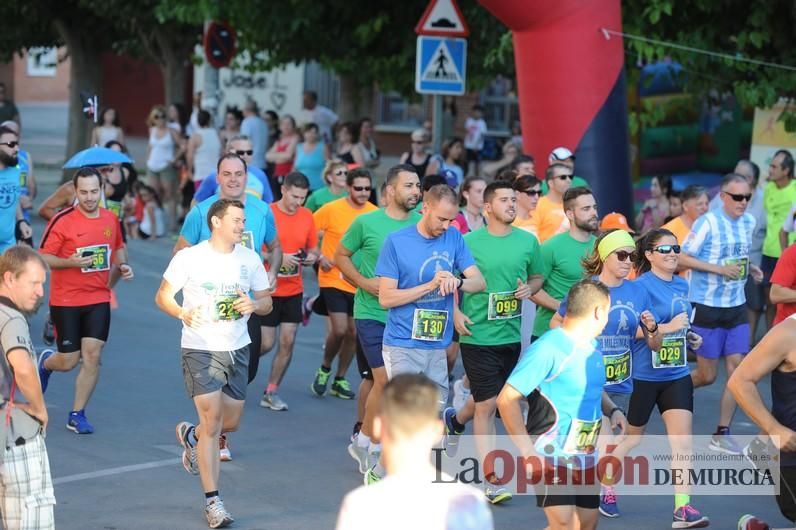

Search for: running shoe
xmin=485 ymin=486 xmax=512 ymax=505
xmin=743 ymin=437 xmax=771 ymax=477
xmin=709 ymin=430 xmax=742 ymax=455
xmin=260 ymin=392 xmax=288 ymax=411
xmin=67 ymin=410 xmax=94 ymax=434
xmin=37 ymin=349 xmax=54 ymax=393
xmin=366 ymin=450 xmax=381 ymax=471
xmin=443 ymin=407 xmax=464 ymax=456
xmin=364 ymin=465 xmax=382 ymax=486
xmin=347 ymin=442 xmax=369 ymax=474
xmin=672 ymin=504 xmax=709 ymax=528
xmin=205 ymin=499 xmax=234 ymax=528
xmin=452 ymin=378 xmax=470 ymax=411
xmin=311 ymin=368 xmax=331 ymax=396
xmin=175 ymin=421 xmax=199 ymax=475
xmin=330 ymin=378 xmax=355 ymax=400
xmin=599 ymin=486 xmax=620 ymax=518
xmin=219 ymin=434 xmax=232 ymax=461
xmin=42 ymin=314 xmax=55 ymax=346
xmin=737 ymin=514 xmax=770 ymax=529
xmin=301 ymin=296 xmax=312 ymax=326
xmin=350 ymin=422 xmax=363 ymax=442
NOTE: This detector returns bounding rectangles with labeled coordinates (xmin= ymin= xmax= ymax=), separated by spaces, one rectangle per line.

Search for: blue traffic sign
xmin=415 ymin=36 xmax=467 ymax=95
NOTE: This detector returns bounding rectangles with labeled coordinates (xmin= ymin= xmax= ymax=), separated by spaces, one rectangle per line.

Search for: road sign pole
xmin=432 ymin=94 xmax=443 ymax=154
xmin=202 ymin=19 xmax=221 ymax=125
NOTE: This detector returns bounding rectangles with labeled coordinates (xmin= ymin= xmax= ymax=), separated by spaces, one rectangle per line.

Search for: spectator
xmin=482 ymin=141 xmax=521 ymax=179
xmin=299 ymin=90 xmax=338 ymax=144
xmin=357 ymin=118 xmax=380 ymax=169
xmin=667 ymin=189 xmax=683 ymax=223
xmin=451 ymin=176 xmax=486 ymax=234
xmin=428 ymin=137 xmax=465 ymax=189
xmin=334 ymin=122 xmax=364 ymax=166
xmin=145 ymin=105 xmax=185 ymax=233
xmin=241 ymin=98 xmax=269 ymax=171
xmin=167 ymin=102 xmax=189 ymax=136
xmin=463 ymin=104 xmax=487 ymax=175
xmin=294 ymin=123 xmax=329 ymax=192
xmin=305 ymin=160 xmax=349 ymax=212
xmin=185 ymin=110 xmax=222 ymax=202
xmin=636 ymin=175 xmax=672 ymax=232
xmin=399 ymin=128 xmax=433 ymax=177
xmin=0 ymin=83 xmax=20 ymax=125
xmin=219 ymin=107 xmax=242 ymax=150
xmin=137 ymin=185 xmax=166 ymax=240
xmin=264 ymin=110 xmax=279 ymax=149
xmin=510 ymin=153 xmax=534 ymax=177
xmin=91 ymin=108 xmax=124 ymax=147
xmin=266 ymin=115 xmax=300 ymax=198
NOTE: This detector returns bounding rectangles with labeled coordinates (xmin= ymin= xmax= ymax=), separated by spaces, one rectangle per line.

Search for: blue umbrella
xmin=63 ymin=146 xmax=133 ymax=169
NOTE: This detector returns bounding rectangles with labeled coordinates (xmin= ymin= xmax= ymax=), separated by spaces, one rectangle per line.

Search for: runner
xmin=156 ymin=198 xmax=272 ymax=528
xmin=305 ymin=160 xmax=349 ymax=212
xmin=1 ymin=121 xmax=36 ymax=244
xmin=528 ymin=163 xmax=573 ymax=243
xmin=0 ymin=125 xmax=30 ymax=253
xmin=611 ymin=228 xmax=709 ymax=528
xmin=258 ymin=172 xmax=318 ymax=411
xmin=310 ymin=168 xmax=377 ymax=399
xmin=335 ymin=164 xmax=421 ymax=475
xmin=679 ymin=173 xmax=764 ymax=454
xmin=38 ymin=167 xmax=134 ymax=434
xmin=192 ymin=135 xmax=273 ymax=204
xmin=497 ymin=279 xmax=626 ymax=530
xmin=530 ymin=187 xmax=599 ymax=342
xmin=176 ymin=153 xmax=281 ymax=460
xmin=368 ymin=183 xmax=485 ymax=484
xmin=450 ymin=181 xmax=543 ymax=504
xmin=729 ymin=316 xmax=796 ymax=530
xmin=550 ymin=229 xmax=661 ymax=519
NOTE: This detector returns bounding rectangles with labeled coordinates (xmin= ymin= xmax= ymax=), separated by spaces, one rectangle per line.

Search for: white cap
xmin=550 ymin=146 xmax=575 ymax=161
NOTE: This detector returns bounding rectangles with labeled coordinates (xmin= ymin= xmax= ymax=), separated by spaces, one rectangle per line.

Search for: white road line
xmin=53 ymin=458 xmax=179 ymax=485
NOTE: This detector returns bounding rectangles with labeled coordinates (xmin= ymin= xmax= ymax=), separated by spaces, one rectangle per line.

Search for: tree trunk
xmin=55 ymin=20 xmax=103 ymax=181
xmin=339 ymin=73 xmax=371 ymax=123
xmin=154 ymin=27 xmax=194 ymax=107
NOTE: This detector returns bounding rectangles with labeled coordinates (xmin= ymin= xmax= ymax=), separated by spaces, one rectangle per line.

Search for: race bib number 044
xmin=488 ymin=291 xmax=521 ymax=321
xmin=411 ymin=309 xmax=447 ymax=341
xmin=604 ymin=351 xmax=631 ymax=385
xmin=78 ymin=244 xmax=110 ymax=273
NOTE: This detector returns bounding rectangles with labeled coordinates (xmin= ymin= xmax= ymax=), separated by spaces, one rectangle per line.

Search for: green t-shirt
xmin=460 ymin=227 xmax=542 ymax=346
xmin=532 ymin=231 xmax=596 ymax=337
xmin=306 ymin=187 xmax=347 ymax=212
xmin=540 ymin=175 xmax=589 ymax=195
xmin=340 ymin=209 xmax=422 ymax=322
xmin=763 ymin=180 xmax=796 ymax=258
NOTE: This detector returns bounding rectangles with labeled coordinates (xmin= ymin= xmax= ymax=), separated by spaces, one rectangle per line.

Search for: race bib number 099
xmin=213 ymin=295 xmax=242 ymax=321
xmin=78 ymin=244 xmax=110 ymax=273
xmin=488 ymin=291 xmax=521 ymax=320
xmin=411 ymin=309 xmax=447 ymax=341
xmin=653 ymin=333 xmax=687 ymax=369
xmin=563 ymin=418 xmax=601 ymax=455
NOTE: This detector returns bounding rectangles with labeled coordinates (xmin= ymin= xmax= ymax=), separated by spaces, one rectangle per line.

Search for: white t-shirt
xmin=464 ymin=117 xmax=487 ymax=151
xmin=298 ymin=105 xmax=339 ymax=144
xmin=336 ymin=475 xmax=493 ymax=530
xmin=163 ymin=241 xmax=270 ymax=351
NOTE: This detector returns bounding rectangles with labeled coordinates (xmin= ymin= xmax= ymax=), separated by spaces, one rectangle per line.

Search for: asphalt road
xmin=23 ymin=173 xmax=793 ymax=530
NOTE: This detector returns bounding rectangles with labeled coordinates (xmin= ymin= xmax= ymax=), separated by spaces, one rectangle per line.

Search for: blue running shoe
xmin=599 ymin=486 xmax=620 ymax=518
xmin=443 ymin=407 xmax=464 ymax=457
xmin=38 ymin=349 xmax=54 ymax=393
xmin=67 ymin=410 xmax=94 ymax=434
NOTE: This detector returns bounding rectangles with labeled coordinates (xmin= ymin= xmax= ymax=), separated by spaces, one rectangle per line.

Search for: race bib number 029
xmin=604 ymin=351 xmax=631 ymax=385
xmin=411 ymin=309 xmax=447 ymax=341
xmin=652 ymin=333 xmax=687 ymax=369
xmin=213 ymin=295 xmax=242 ymax=321
xmin=488 ymin=291 xmax=521 ymax=321
xmin=724 ymin=256 xmax=749 ymax=283
xmin=78 ymin=244 xmax=110 ymax=273
xmin=562 ymin=418 xmax=601 ymax=455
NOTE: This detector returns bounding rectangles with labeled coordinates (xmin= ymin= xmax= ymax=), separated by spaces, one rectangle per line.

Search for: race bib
xmin=78 ymin=244 xmax=110 ymax=273
xmin=240 ymin=231 xmax=255 ymax=251
xmin=213 ymin=294 xmax=242 ymax=321
xmin=604 ymin=351 xmax=631 ymax=385
xmin=652 ymin=333 xmax=687 ymax=369
xmin=411 ymin=309 xmax=447 ymax=341
xmin=105 ymin=200 xmax=122 ymax=219
xmin=278 ymin=262 xmax=299 ymax=277
xmin=724 ymin=256 xmax=749 ymax=283
xmin=562 ymin=418 xmax=601 ymax=455
xmin=488 ymin=291 xmax=521 ymax=320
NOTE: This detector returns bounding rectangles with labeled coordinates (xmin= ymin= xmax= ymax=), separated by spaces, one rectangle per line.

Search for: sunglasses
xmin=723 ymin=191 xmax=752 ymax=202
xmin=0 ymin=141 xmax=18 ymax=148
xmin=557 ymin=174 xmax=574 ymax=181
xmin=234 ymin=150 xmax=254 ymax=156
xmin=352 ymin=186 xmax=372 ymax=192
xmin=411 ymin=140 xmax=425 ymax=145
xmin=154 ymin=114 xmax=165 ymax=119
xmin=614 ymin=250 xmax=637 ymax=262
xmin=520 ymin=189 xmax=541 ymax=196
xmin=334 ymin=170 xmax=348 ymax=176
xmin=653 ymin=244 xmax=681 ymax=254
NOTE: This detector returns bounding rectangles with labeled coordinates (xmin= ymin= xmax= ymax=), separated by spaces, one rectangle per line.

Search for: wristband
xmin=643 ymin=322 xmax=658 ymax=334
xmin=609 ymin=407 xmax=624 ymax=417
xmin=119 ymin=262 xmax=129 ymax=267
xmin=457 ymin=277 xmax=464 ymax=290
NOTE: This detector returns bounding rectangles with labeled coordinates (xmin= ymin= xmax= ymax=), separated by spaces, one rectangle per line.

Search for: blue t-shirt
xmin=194 ymin=166 xmax=272 ymax=204
xmin=507 ymin=327 xmax=604 ymax=458
xmin=180 ymin=194 xmax=277 ymax=258
xmin=376 ymin=225 xmax=475 ymax=349
xmin=631 ymin=271 xmax=692 ymax=382
xmin=0 ymin=166 xmax=20 ymax=251
xmin=558 ymin=278 xmax=650 ymax=395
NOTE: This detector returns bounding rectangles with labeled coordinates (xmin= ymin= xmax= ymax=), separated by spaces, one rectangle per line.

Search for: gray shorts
xmin=382 ymin=344 xmax=448 ymax=411
xmin=181 ymin=347 xmax=248 ymax=401
xmin=607 ymin=391 xmax=631 ymax=416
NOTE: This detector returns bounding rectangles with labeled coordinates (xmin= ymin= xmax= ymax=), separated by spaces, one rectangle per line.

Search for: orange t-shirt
xmin=313 ymin=197 xmax=377 ymax=293
xmin=270 ymin=203 xmax=318 ymax=298
xmin=661 ymin=216 xmax=691 ymax=278
xmin=40 ymin=206 xmax=124 ymax=306
xmin=529 ymin=196 xmax=569 ymax=243
xmin=512 ymin=215 xmax=537 ymax=236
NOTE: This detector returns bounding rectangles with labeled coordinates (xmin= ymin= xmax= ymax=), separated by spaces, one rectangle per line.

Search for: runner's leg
xmin=73 ymin=337 xmax=104 ymax=411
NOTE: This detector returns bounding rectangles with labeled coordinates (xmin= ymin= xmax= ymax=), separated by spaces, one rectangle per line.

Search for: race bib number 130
xmin=488 ymin=291 xmax=521 ymax=320
xmin=411 ymin=309 xmax=447 ymax=341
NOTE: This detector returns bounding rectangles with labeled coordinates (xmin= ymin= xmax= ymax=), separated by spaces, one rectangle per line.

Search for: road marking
xmin=54 ymin=458 xmax=179 ymax=485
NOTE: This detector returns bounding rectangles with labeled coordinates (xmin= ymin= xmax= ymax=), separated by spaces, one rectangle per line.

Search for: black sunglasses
xmin=723 ymin=191 xmax=752 ymax=202
xmin=334 ymin=170 xmax=348 ymax=176
xmin=234 ymin=150 xmax=254 ymax=156
xmin=352 ymin=186 xmax=372 ymax=192
xmin=0 ymin=141 xmax=18 ymax=148
xmin=521 ymin=189 xmax=541 ymax=196
xmin=557 ymin=174 xmax=574 ymax=181
xmin=653 ymin=245 xmax=681 ymax=254
xmin=614 ymin=250 xmax=637 ymax=262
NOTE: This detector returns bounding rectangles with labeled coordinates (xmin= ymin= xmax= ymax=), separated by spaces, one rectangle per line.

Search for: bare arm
xmin=378 ymin=276 xmax=439 ymax=309
xmin=40 ymin=251 xmax=92 ymax=270
xmin=550 ymin=311 xmax=563 ymax=329
xmin=460 ymin=264 xmax=486 ymax=293
xmin=38 ymin=182 xmax=75 ymax=221
xmin=781 ymin=229 xmax=789 ymax=252
xmin=335 ymin=244 xmax=378 ymax=296
xmin=170 ymin=129 xmax=186 ymax=162
xmin=117 ymin=127 xmax=125 ymax=145
xmin=7 ymin=348 xmax=47 ymax=428
xmin=186 ymin=134 xmax=200 ymax=176
xmin=173 ymin=236 xmax=192 ymax=255
xmin=530 ymin=288 xmax=560 ymax=312
xmin=496 ymin=384 xmax=538 ymax=458
xmin=771 ymin=283 xmax=796 ymax=305
xmin=265 ymin=237 xmax=283 ymax=287
xmin=351 ymin=144 xmax=364 ymax=165
xmin=155 ymin=279 xmax=184 ymax=320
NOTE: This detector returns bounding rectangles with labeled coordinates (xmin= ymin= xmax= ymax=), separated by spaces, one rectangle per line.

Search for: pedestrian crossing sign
xmin=415 ymin=36 xmax=467 ymax=95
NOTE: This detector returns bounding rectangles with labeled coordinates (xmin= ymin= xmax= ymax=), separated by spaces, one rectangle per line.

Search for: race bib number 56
xmin=411 ymin=309 xmax=447 ymax=341
xmin=77 ymin=244 xmax=110 ymax=273
xmin=488 ymin=291 xmax=521 ymax=320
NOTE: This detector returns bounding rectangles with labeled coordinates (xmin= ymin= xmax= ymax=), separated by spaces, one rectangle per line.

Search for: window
xmin=376 ymin=92 xmax=427 ymax=129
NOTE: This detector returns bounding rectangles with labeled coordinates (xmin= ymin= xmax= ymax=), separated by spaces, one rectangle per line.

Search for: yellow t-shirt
xmin=313 ymin=197 xmax=377 ymax=293
xmin=529 ymin=196 xmax=568 ymax=243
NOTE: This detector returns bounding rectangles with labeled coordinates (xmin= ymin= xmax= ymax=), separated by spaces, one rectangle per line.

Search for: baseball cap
xmin=550 ymin=147 xmax=575 ymax=161
xmin=600 ymin=212 xmax=634 ymax=233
